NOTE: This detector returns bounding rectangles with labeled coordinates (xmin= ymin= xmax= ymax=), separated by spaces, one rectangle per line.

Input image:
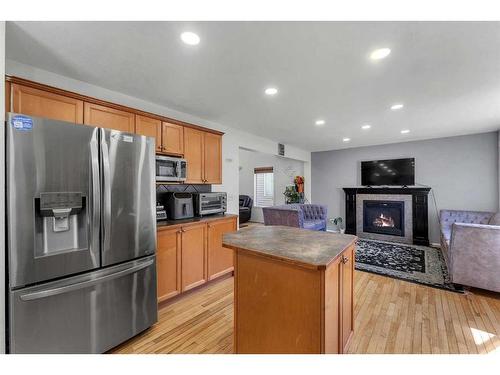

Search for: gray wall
xmin=312 ymin=132 xmax=499 ymax=244
xmin=239 ymin=148 xmax=305 ymax=222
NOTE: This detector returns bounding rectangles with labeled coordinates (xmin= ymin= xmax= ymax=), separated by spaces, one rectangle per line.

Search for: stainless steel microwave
xmin=156 ymin=155 xmax=187 ymax=182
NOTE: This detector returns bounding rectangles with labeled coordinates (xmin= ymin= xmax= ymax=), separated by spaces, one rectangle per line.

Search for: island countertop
xmin=223 ymin=225 xmax=357 ymax=270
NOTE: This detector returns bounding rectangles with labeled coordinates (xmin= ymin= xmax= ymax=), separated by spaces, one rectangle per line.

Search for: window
xmin=254 ymin=167 xmax=274 ymax=207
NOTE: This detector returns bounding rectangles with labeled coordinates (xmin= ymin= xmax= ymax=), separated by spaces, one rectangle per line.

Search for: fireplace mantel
xmin=343 ymin=187 xmax=431 ymax=245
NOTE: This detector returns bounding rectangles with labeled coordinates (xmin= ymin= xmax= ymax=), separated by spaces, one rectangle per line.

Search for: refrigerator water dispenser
xmin=35 ymin=192 xmax=88 ymax=256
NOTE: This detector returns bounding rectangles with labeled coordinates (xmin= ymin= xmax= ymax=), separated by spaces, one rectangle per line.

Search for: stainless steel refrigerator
xmin=5 ymin=113 xmax=157 ymax=353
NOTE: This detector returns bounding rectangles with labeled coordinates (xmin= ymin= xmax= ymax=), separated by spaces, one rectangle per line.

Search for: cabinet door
xmin=136 ymin=115 xmax=162 ymax=152
xmin=341 ymin=245 xmax=354 ymax=353
xmin=162 ymin=122 xmax=184 ymax=155
xmin=84 ymin=102 xmax=135 ymax=132
xmin=181 ymin=223 xmax=207 ymax=292
xmin=184 ymin=127 xmax=205 ymax=184
xmin=324 ymin=259 xmax=340 ymax=354
xmin=204 ymin=133 xmax=222 ymax=184
xmin=12 ymin=84 xmax=84 ymax=123
xmin=157 ymin=228 xmax=182 ymax=302
xmin=207 ymin=218 xmax=237 ymax=280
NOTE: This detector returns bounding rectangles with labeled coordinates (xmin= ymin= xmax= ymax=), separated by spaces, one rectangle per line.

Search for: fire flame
xmin=373 ymin=213 xmax=395 ymax=227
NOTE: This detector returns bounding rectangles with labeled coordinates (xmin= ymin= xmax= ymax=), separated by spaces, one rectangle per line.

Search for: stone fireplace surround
xmin=356 ymin=193 xmax=413 ymax=244
xmin=343 ymin=187 xmax=431 ymax=246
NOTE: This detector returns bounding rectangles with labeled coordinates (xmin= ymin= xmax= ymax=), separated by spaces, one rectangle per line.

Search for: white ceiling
xmin=6 ymin=21 xmax=500 ymax=152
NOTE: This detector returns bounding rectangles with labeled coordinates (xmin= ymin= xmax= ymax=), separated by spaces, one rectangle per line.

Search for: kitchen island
xmin=223 ymin=225 xmax=357 ymax=354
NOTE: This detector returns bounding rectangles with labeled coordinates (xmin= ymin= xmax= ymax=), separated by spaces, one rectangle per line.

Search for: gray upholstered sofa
xmin=262 ymin=204 xmax=328 ymax=231
xmin=440 ymin=209 xmax=500 ymax=293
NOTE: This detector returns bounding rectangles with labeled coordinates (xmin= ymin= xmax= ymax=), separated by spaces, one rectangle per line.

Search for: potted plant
xmin=283 ymin=185 xmax=300 ymax=204
xmin=330 ymin=217 xmax=345 ymax=234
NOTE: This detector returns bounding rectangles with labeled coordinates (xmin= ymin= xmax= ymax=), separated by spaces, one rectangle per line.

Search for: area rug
xmin=355 ymin=239 xmax=463 ymax=293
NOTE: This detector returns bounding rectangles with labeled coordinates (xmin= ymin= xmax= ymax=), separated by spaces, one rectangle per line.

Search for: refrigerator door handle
xmin=18 ymin=257 xmax=155 ymax=301
xmin=90 ymin=128 xmax=100 ymax=259
xmin=100 ymin=129 xmax=112 ymax=255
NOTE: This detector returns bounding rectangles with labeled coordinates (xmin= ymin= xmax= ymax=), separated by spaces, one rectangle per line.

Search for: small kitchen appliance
xmin=155 ymin=155 xmax=187 ymax=182
xmin=156 ymin=203 xmax=167 ymax=221
xmin=166 ymin=192 xmax=194 ymax=220
xmin=193 ymin=192 xmax=227 ymax=217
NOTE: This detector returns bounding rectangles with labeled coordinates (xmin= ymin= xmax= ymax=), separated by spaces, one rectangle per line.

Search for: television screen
xmin=361 ymin=158 xmax=415 ymax=186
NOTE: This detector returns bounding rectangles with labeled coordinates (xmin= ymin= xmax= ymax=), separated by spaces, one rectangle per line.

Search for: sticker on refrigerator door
xmin=122 ymin=135 xmax=133 ymax=143
xmin=11 ymin=115 xmax=33 ymax=131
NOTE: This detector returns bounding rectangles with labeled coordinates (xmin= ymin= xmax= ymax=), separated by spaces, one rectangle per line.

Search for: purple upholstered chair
xmin=262 ymin=204 xmax=328 ymax=231
xmin=440 ymin=209 xmax=500 ymax=293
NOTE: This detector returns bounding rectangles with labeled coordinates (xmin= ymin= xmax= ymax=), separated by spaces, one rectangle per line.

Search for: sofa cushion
xmin=488 ymin=212 xmax=500 ymax=225
xmin=302 ymin=219 xmax=326 ymax=231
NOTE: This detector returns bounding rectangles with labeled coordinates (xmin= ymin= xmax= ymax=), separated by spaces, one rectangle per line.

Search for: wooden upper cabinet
xmin=136 ymin=114 xmax=162 ymax=152
xmin=181 ymin=223 xmax=207 ymax=292
xmin=207 ymin=217 xmax=237 ymax=280
xmin=184 ymin=127 xmax=205 ymax=184
xmin=162 ymin=122 xmax=184 ymax=155
xmin=11 ymin=83 xmax=84 ymax=123
xmin=157 ymin=228 xmax=182 ymax=302
xmin=204 ymin=133 xmax=222 ymax=184
xmin=84 ymin=102 xmax=135 ymax=132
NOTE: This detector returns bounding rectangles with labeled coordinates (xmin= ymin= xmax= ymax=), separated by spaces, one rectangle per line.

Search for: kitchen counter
xmin=223 ymin=225 xmax=356 ymax=270
xmin=157 ymin=213 xmax=238 ymax=231
xmin=224 ymin=225 xmax=357 ymax=354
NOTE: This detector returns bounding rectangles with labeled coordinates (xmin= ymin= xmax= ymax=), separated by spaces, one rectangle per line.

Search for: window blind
xmin=254 ymin=168 xmax=274 ymax=207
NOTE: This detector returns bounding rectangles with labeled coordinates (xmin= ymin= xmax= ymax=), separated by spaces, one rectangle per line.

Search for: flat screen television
xmin=361 ymin=158 xmax=415 ymax=186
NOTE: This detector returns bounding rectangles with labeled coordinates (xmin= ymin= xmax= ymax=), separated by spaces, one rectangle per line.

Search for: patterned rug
xmin=355 ymin=239 xmax=463 ymax=293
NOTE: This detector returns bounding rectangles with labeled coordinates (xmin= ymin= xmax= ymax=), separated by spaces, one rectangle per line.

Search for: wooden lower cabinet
xmin=207 ymin=218 xmax=237 ymax=280
xmin=157 ymin=228 xmax=182 ymax=302
xmin=233 ymin=242 xmax=355 ymax=354
xmin=181 ymin=223 xmax=207 ymax=292
xmin=157 ymin=216 xmax=238 ymax=303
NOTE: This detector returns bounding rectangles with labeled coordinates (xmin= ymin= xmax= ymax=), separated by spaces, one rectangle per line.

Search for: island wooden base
xmin=233 ymin=243 xmax=355 ymax=354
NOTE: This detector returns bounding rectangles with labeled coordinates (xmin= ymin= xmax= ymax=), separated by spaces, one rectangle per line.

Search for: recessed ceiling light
xmin=370 ymin=48 xmax=391 ymax=60
xmin=387 ymin=169 xmax=392 ymax=173
xmin=315 ymin=120 xmax=325 ymax=126
xmin=391 ymin=103 xmax=404 ymax=110
xmin=401 ymin=129 xmax=410 ymax=134
xmin=180 ymin=31 xmax=200 ymax=45
xmin=264 ymin=87 xmax=278 ymax=96
xmin=342 ymin=137 xmax=351 ymax=143
xmin=361 ymin=124 xmax=371 ymax=130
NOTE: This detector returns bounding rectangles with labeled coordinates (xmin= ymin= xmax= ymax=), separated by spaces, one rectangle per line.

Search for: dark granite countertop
xmin=157 ymin=213 xmax=238 ymax=230
xmin=223 ymin=226 xmax=357 ymax=270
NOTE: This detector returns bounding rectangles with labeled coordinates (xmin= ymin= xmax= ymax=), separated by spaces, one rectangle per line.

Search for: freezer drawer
xmin=9 ymin=255 xmax=157 ymax=353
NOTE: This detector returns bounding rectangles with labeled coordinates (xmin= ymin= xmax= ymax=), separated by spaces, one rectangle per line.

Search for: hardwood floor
xmin=111 ymin=271 xmax=500 ymax=354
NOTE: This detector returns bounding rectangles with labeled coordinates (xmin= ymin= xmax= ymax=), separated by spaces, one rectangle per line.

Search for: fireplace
xmin=363 ymin=200 xmax=405 ymax=237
